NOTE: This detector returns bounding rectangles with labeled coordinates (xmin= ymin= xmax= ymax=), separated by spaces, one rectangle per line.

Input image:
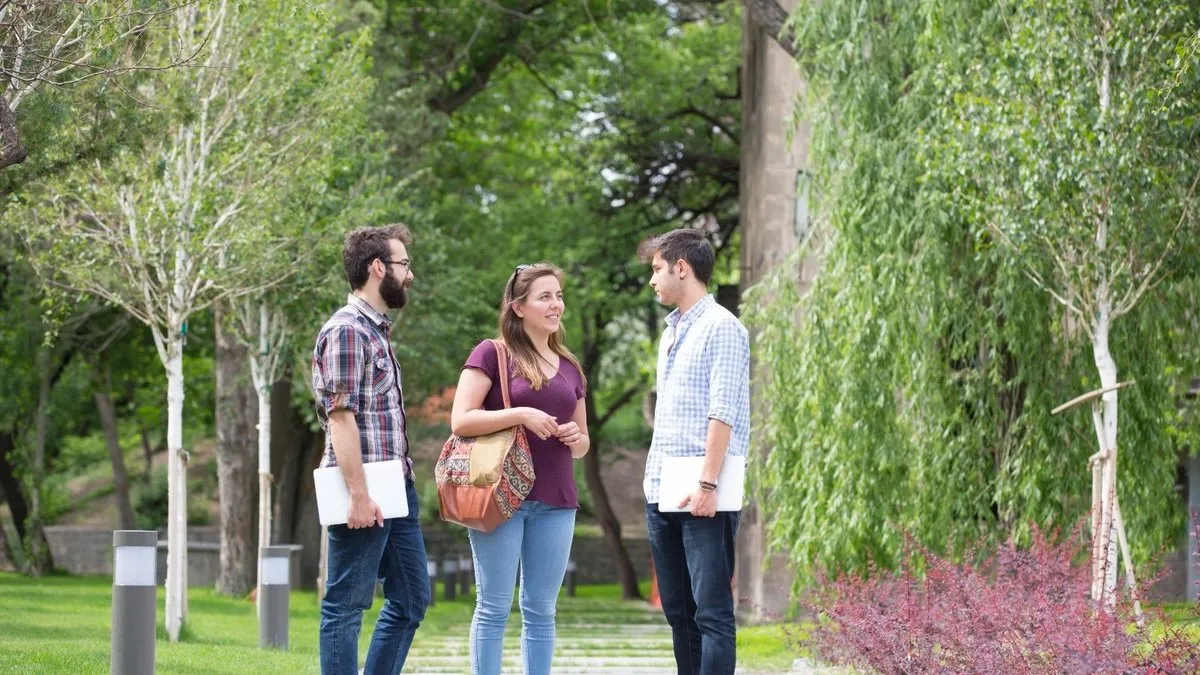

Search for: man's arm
xmin=314 ymin=324 xmax=382 ymax=529
xmin=680 ymin=319 xmax=750 ymax=517
xmin=700 ymin=418 xmax=732 ymax=485
xmin=329 ymin=410 xmax=382 ymax=528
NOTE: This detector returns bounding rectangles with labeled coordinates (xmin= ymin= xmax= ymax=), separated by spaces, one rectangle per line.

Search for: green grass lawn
xmin=0 ymin=573 xmax=799 ymax=673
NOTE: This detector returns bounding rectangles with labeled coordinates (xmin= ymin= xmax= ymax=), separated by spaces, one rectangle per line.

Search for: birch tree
xmin=223 ymin=290 xmax=292 ymax=604
xmin=934 ymin=0 xmax=1200 ymax=602
xmin=228 ymin=152 xmax=399 ymax=598
xmin=16 ymin=0 xmax=373 ymax=639
xmin=238 ymin=298 xmax=289 ymax=565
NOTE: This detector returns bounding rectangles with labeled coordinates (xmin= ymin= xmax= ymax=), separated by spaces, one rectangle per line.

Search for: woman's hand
xmin=555 ymin=421 xmax=582 ymax=446
xmin=521 ymin=408 xmax=559 ymax=440
xmin=556 ymin=422 xmax=589 ymax=458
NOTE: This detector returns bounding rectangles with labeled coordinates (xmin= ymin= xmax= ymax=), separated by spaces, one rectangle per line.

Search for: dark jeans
xmin=320 ymin=479 xmax=429 ymax=674
xmin=645 ymin=502 xmax=740 ymax=675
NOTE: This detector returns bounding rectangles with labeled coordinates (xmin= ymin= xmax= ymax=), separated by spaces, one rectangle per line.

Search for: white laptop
xmin=313 ymin=459 xmax=409 ymax=526
xmin=656 ymin=455 xmax=746 ymax=513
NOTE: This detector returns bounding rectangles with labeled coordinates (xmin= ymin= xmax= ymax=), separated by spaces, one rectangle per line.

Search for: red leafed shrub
xmin=413 ymin=386 xmax=456 ymax=424
xmin=806 ymin=528 xmax=1200 ymax=674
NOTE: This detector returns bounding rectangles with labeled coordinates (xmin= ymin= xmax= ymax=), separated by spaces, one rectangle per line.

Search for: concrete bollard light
xmin=259 ymin=546 xmax=291 ymax=649
xmin=458 ymin=556 xmax=472 ymax=596
xmin=112 ymin=530 xmax=157 ymax=675
xmin=565 ymin=560 xmax=578 ymax=597
xmin=443 ymin=559 xmax=458 ymax=601
xmin=426 ymin=560 xmax=437 ymax=608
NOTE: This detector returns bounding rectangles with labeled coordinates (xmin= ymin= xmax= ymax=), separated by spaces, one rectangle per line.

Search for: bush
xmin=807 ymin=527 xmax=1200 ymax=674
xmin=132 ymin=466 xmax=210 ymax=529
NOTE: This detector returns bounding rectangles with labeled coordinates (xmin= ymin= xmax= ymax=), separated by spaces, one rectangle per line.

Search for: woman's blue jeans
xmin=468 ymin=499 xmax=576 ymax=675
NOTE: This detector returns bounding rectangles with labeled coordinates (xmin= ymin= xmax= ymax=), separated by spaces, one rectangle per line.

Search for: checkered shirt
xmin=311 ymin=295 xmax=411 ymax=473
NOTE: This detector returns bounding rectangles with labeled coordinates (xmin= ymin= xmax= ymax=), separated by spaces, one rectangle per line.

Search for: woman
xmin=449 ymin=262 xmax=590 ymax=675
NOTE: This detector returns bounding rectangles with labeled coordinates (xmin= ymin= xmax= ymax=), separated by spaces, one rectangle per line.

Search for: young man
xmin=311 ymin=224 xmax=429 ymax=674
xmin=639 ymin=228 xmax=750 ymax=675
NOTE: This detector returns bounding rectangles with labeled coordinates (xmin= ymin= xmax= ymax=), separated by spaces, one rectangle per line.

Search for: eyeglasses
xmin=508 ymin=264 xmax=532 ymax=298
xmin=380 ymin=259 xmax=411 ymax=274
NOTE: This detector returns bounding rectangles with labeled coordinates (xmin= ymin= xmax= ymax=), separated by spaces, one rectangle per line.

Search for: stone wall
xmin=43 ymin=525 xmax=650 ymax=590
xmin=423 ymin=530 xmax=651 ymax=586
xmin=44 ymin=522 xmax=1198 ymax=603
xmin=46 ymin=525 xmax=230 ymax=587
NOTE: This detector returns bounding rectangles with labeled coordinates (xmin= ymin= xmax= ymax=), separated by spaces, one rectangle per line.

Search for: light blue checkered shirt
xmin=643 ymin=294 xmax=751 ymax=503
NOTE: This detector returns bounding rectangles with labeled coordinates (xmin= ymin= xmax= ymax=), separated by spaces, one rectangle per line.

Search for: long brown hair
xmin=498 ymin=262 xmax=587 ymax=392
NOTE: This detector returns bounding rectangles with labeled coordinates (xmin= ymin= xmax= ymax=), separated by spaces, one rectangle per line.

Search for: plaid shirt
xmin=311 ymin=295 xmax=411 ymax=474
xmin=643 ymin=294 xmax=750 ymax=503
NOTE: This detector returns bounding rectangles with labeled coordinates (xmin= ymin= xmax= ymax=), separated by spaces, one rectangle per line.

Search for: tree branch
xmin=666 ymin=106 xmax=738 ymax=143
xmin=1113 ymin=164 xmax=1200 ymax=318
xmin=427 ymin=51 xmax=508 ymax=114
xmin=595 ymin=378 xmax=648 ymax=433
xmin=0 ymin=95 xmax=27 ymax=169
xmin=742 ymin=0 xmax=798 ymax=59
xmin=424 ymin=0 xmax=554 ymax=114
xmin=517 ymin=52 xmax=589 ymax=114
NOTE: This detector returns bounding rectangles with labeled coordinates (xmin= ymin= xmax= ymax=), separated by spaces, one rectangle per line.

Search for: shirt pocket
xmin=370 ymin=348 xmax=396 ymax=395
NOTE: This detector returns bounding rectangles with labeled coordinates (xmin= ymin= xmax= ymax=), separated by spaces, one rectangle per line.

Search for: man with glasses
xmin=311 ymin=224 xmax=429 ymax=674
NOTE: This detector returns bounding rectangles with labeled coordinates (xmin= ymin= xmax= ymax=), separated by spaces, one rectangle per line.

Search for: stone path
xmin=401 ymin=598 xmax=807 ymax=674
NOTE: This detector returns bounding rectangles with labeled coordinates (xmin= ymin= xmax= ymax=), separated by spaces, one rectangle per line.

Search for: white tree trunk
xmin=258 ymin=386 xmax=271 ymax=550
xmin=1092 ymin=297 xmax=1120 ymax=605
xmin=1091 ymin=9 xmax=1122 ymax=609
xmin=164 ymin=332 xmax=188 ymax=640
xmin=257 ymin=300 xmax=273 ymax=552
xmin=251 ymin=299 xmax=274 ymax=608
xmin=255 ymin=381 xmax=271 ymax=622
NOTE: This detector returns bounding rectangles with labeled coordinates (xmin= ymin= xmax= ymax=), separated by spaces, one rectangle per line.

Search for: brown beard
xmin=380 ymin=272 xmax=409 ymax=310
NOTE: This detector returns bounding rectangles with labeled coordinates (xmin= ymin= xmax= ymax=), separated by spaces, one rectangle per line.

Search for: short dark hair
xmin=637 ymin=228 xmax=715 ymax=285
xmin=343 ymin=224 xmax=412 ymax=290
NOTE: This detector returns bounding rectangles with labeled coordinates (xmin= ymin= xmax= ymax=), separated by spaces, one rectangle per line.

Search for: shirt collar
xmin=347 ymin=294 xmax=391 ymax=328
xmin=664 ymin=294 xmax=715 ymax=328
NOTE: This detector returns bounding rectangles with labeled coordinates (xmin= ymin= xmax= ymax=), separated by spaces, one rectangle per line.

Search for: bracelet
xmin=699 ymin=480 xmax=717 ymax=492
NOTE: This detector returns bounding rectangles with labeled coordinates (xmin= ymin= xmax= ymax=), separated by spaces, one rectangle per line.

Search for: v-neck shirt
xmin=464 ymin=340 xmax=585 ymax=509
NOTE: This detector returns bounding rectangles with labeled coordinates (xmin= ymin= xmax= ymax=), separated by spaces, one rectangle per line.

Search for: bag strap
xmin=491 ymin=339 xmax=514 ymax=409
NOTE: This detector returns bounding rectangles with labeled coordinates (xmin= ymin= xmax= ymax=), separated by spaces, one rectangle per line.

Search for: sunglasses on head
xmin=508 ymin=264 xmax=532 ymax=298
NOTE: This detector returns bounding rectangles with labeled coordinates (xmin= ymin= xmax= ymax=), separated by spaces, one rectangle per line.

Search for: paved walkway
xmin=402 ymin=597 xmax=807 ymax=674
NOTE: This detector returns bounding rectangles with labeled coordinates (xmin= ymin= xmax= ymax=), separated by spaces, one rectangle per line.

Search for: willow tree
xmin=745 ymin=0 xmax=1200 ymax=587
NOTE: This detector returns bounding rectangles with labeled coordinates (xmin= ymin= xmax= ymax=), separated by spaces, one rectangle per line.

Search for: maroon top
xmin=464 ymin=340 xmax=585 ymax=509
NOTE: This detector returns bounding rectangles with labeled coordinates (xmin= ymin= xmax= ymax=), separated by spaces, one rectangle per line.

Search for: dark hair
xmin=499 ymin=262 xmax=587 ymax=392
xmin=637 ymin=228 xmax=715 ymax=285
xmin=343 ymin=224 xmax=412 ymax=290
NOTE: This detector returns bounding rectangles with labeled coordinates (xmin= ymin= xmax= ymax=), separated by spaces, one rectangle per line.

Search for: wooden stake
xmin=1113 ymin=499 xmax=1144 ymax=625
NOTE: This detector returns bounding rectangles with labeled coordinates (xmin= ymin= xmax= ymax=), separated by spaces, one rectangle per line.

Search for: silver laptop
xmin=656 ymin=455 xmax=746 ymax=513
xmin=313 ymin=459 xmax=409 ymax=526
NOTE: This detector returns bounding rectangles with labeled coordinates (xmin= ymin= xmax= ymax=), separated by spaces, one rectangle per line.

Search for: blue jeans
xmin=468 ymin=499 xmax=576 ymax=675
xmin=645 ymin=502 xmax=739 ymax=675
xmin=320 ymin=479 xmax=429 ymax=674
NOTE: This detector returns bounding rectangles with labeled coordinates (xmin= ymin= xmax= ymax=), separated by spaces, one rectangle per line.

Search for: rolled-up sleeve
xmin=312 ymin=324 xmax=364 ymax=417
xmin=706 ymin=319 xmax=750 ymax=427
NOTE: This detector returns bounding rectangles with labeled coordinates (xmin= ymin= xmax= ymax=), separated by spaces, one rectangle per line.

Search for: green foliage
xmin=132 ymin=465 xmax=210 ymax=529
xmin=597 ymin=403 xmax=653 ymax=449
xmin=56 ymin=434 xmax=110 ymax=475
xmin=395 ymin=0 xmax=743 ymax=411
xmin=746 ymin=0 xmax=1200 ymax=585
